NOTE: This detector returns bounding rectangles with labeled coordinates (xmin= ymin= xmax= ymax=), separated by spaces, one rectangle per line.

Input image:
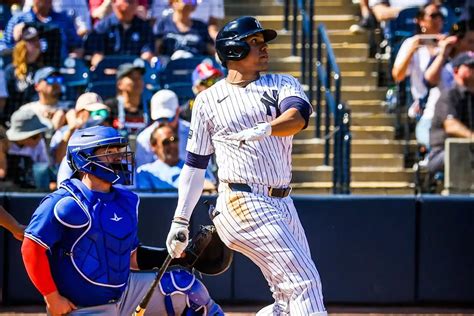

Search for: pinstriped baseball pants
xmin=214 ymin=186 xmax=326 ymax=315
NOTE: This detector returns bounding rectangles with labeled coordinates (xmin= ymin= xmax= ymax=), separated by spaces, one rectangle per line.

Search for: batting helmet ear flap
xmin=216 ymin=39 xmax=250 ymax=65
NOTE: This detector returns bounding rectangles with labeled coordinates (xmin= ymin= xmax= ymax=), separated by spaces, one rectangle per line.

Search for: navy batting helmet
xmin=215 ymin=16 xmax=277 ymax=67
xmin=67 ymin=126 xmax=135 ymax=185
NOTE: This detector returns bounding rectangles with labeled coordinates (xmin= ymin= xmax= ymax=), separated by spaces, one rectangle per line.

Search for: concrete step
xmin=292 ymin=166 xmax=414 ymax=182
xmin=295 ymin=125 xmax=395 ymax=140
xmin=269 ymin=57 xmax=379 ymax=73
xmin=307 ymin=113 xmax=396 ymax=127
xmin=291 ymin=71 xmax=378 ymax=87
xmin=290 ymin=181 xmax=414 ymax=194
xmin=269 ymin=43 xmax=369 ymax=58
xmin=292 ymin=139 xmax=417 ymax=154
xmin=292 ymin=153 xmax=405 ymax=168
xmin=226 ymin=15 xmax=358 ymax=31
xmin=314 ymin=100 xmax=386 ymax=113
xmin=273 ymin=30 xmax=369 ymax=45
xmin=341 ymin=86 xmax=387 ymax=101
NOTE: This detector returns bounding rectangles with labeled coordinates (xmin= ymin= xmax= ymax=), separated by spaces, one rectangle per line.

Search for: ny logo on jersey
xmin=261 ymin=90 xmax=280 ymax=117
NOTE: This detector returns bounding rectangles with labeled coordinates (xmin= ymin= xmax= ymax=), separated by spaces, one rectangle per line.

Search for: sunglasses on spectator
xmin=45 ymin=76 xmax=64 ymax=85
xmin=428 ymin=12 xmax=444 ymax=19
xmin=199 ymin=77 xmax=220 ymax=87
xmin=162 ymin=136 xmax=179 ymax=146
xmin=89 ymin=109 xmax=110 ymax=119
xmin=157 ymin=116 xmax=175 ymax=124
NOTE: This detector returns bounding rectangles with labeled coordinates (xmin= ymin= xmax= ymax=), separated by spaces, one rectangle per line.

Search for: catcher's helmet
xmin=215 ymin=16 xmax=277 ymax=67
xmin=67 ymin=126 xmax=135 ymax=185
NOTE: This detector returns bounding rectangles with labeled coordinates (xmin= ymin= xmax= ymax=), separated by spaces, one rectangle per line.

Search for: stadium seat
xmin=86 ymin=81 xmax=117 ymax=101
xmin=90 ymin=55 xmax=137 ymax=82
xmin=159 ymin=56 xmax=223 ymax=86
xmin=60 ymin=57 xmax=89 ymax=102
xmin=163 ymin=82 xmax=195 ymax=105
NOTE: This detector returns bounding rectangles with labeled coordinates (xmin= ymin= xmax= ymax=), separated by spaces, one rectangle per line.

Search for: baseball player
xmin=166 ymin=16 xmax=327 ymax=315
xmin=21 ymin=126 xmax=223 ymax=315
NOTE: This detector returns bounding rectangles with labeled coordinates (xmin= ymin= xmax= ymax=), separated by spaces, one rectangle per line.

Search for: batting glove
xmin=166 ymin=219 xmax=189 ymax=258
xmin=225 ymin=122 xmax=272 ymax=142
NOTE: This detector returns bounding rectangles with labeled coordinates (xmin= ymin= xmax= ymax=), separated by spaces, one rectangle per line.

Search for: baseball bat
xmin=133 ymin=232 xmax=186 ymax=316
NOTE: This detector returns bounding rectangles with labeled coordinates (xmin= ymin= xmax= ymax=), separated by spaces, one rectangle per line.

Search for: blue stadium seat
xmin=86 ymin=81 xmax=117 ymax=101
xmin=163 ymin=82 xmax=195 ymax=105
xmin=159 ymin=56 xmax=223 ymax=86
xmin=0 ymin=4 xmax=12 ymax=31
xmin=90 ymin=55 xmax=137 ymax=83
xmin=60 ymin=57 xmax=90 ymax=103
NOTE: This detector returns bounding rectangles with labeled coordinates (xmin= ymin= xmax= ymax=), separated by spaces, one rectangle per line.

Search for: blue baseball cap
xmin=34 ymin=66 xmax=60 ymax=84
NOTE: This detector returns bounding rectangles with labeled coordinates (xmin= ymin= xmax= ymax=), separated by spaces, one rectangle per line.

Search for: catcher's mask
xmin=67 ymin=126 xmax=135 ymax=185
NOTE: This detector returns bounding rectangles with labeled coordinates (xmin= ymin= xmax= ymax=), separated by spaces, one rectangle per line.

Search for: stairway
xmin=224 ymin=0 xmax=416 ymax=194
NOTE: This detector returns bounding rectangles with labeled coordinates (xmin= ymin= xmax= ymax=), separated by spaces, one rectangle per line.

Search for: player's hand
xmin=44 ymin=291 xmax=77 ymax=316
xmin=225 ymin=122 xmax=272 ymax=142
xmin=166 ymin=219 xmax=189 ymax=258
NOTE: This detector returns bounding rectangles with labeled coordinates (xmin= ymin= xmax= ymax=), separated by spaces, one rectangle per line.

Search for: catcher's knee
xmin=159 ymin=269 xmax=223 ymax=316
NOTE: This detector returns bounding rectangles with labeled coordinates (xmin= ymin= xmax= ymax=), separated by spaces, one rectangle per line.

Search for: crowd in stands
xmin=0 ymin=0 xmax=224 ymax=192
xmin=351 ymin=0 xmax=473 ymax=191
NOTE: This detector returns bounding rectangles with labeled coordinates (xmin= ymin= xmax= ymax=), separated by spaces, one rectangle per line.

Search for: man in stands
xmin=89 ymin=0 xmax=154 ymax=67
xmin=428 ymin=51 xmax=474 ymax=175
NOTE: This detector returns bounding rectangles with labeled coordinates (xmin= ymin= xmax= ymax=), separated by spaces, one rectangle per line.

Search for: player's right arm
xmin=166 ymin=94 xmax=214 ymax=258
xmin=21 ymin=195 xmax=77 ymax=315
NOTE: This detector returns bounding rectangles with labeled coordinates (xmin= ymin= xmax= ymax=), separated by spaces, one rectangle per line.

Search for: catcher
xmin=21 ymin=126 xmax=230 ymax=316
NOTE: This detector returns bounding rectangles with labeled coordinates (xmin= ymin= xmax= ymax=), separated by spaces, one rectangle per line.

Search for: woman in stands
xmin=3 ymin=25 xmax=43 ymax=126
xmin=391 ymin=2 xmax=446 ymax=147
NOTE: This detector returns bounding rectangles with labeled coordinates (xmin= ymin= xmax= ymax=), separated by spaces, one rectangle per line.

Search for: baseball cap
xmin=192 ymin=62 xmax=223 ymax=86
xmin=452 ymin=51 xmax=474 ymax=68
xmin=75 ymin=92 xmax=109 ymax=112
xmin=21 ymin=26 xmax=38 ymax=41
xmin=116 ymin=61 xmax=145 ymax=80
xmin=6 ymin=108 xmax=50 ymax=142
xmin=183 ymin=0 xmax=198 ymax=5
xmin=34 ymin=66 xmax=60 ymax=84
xmin=150 ymin=89 xmax=179 ymax=121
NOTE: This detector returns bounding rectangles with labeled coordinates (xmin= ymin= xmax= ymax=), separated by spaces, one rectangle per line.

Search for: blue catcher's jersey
xmin=24 ymin=178 xmax=140 ymax=307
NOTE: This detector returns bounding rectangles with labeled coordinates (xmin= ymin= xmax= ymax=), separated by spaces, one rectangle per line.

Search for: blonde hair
xmin=12 ymin=40 xmax=28 ymax=81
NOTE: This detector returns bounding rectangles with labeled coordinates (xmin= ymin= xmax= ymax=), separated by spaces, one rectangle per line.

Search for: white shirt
xmin=8 ymin=138 xmax=49 ymax=163
xmin=23 ymin=0 xmax=92 ymax=33
xmin=369 ymin=0 xmax=428 ymax=9
xmin=394 ymin=36 xmax=439 ymax=101
xmin=150 ymin=0 xmax=224 ymax=24
xmin=188 ymin=74 xmax=311 ymax=187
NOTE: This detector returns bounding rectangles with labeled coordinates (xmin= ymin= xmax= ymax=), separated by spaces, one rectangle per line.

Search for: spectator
xmin=151 ymin=0 xmax=224 ymax=40
xmin=391 ymin=3 xmax=445 ymax=145
xmin=2 ymin=0 xmax=83 ymax=59
xmin=350 ymin=0 xmax=377 ymax=34
xmin=428 ymin=51 xmax=474 ymax=174
xmin=369 ymin=0 xmax=429 ymax=22
xmin=419 ymin=20 xmax=474 ymax=147
xmin=0 ymin=205 xmax=25 ymax=241
xmin=136 ymin=124 xmax=215 ymax=190
xmin=55 ymin=93 xmax=111 ymax=184
xmin=22 ymin=0 xmax=92 ymax=37
xmin=3 ymin=26 xmax=43 ymax=125
xmin=89 ymin=0 xmax=148 ymax=24
xmin=19 ymin=66 xmax=68 ymax=130
xmin=135 ymin=89 xmax=190 ymax=167
xmin=50 ymin=92 xmax=110 ymax=165
xmin=0 ymin=69 xmax=7 ymax=121
xmin=154 ymin=0 xmax=214 ymax=59
xmin=89 ymin=0 xmax=154 ymax=67
xmin=180 ymin=60 xmax=223 ymax=121
xmin=0 ymin=108 xmax=51 ymax=189
xmin=105 ymin=62 xmax=148 ymax=135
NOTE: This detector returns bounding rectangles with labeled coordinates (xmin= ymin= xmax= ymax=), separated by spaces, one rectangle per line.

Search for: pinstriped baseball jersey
xmin=186 ymin=74 xmax=311 ymax=187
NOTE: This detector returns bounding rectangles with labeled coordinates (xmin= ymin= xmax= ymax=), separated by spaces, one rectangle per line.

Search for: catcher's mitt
xmin=179 ymin=225 xmax=233 ymax=276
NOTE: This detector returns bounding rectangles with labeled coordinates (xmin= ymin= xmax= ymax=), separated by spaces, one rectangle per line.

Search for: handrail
xmin=316 ymin=23 xmax=351 ymax=194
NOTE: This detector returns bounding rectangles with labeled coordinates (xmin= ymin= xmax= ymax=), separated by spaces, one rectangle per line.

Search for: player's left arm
xmin=269 ymin=98 xmax=311 ymax=137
